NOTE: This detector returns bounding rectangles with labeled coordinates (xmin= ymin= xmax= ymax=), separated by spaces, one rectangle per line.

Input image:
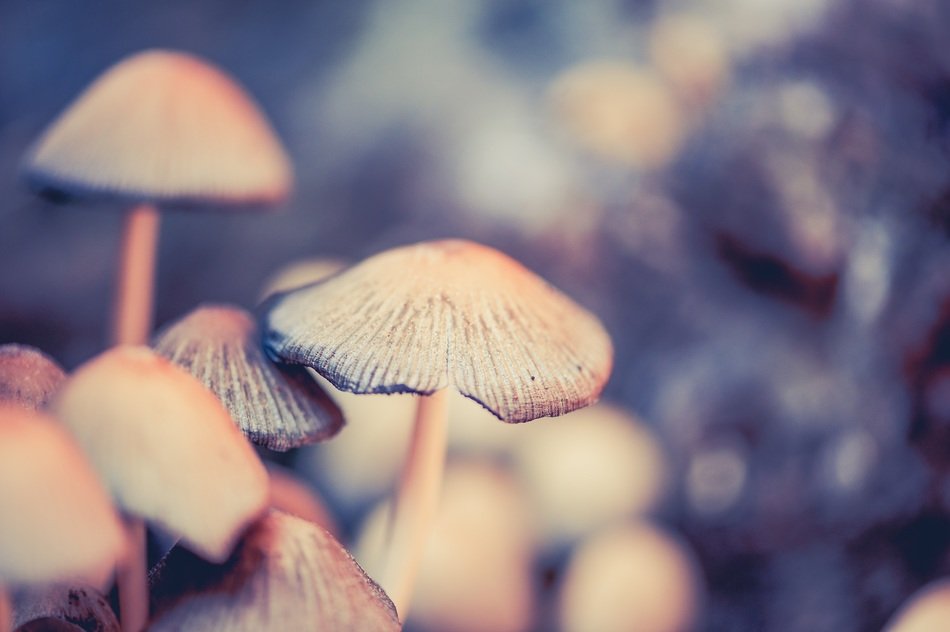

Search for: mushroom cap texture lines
xmin=148 ymin=510 xmax=401 ymax=631
xmin=155 ymin=305 xmax=344 ymax=451
xmin=265 ymin=240 xmax=613 ymax=423
xmin=23 ymin=49 xmax=291 ymax=206
xmin=52 ymin=346 xmax=269 ymax=562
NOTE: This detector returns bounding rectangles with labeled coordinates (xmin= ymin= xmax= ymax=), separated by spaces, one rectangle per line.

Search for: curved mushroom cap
xmin=148 ymin=510 xmax=400 ymax=631
xmin=266 ymin=463 xmax=338 ymax=536
xmin=154 ymin=305 xmax=343 ymax=451
xmin=0 ymin=406 xmax=125 ymax=588
xmin=265 ymin=239 xmax=613 ymax=423
xmin=0 ymin=344 xmax=66 ymax=411
xmin=51 ymin=346 xmax=269 ymax=562
xmin=558 ymin=521 xmax=702 ymax=632
xmin=885 ymin=578 xmax=950 ymax=632
xmin=258 ymin=257 xmax=347 ymax=303
xmin=13 ymin=584 xmax=119 ymax=632
xmin=24 ymin=49 xmax=291 ymax=206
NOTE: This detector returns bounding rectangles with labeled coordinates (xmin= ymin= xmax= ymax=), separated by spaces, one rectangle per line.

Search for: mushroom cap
xmin=0 ymin=406 xmax=125 ymax=588
xmin=258 ymin=257 xmax=348 ymax=303
xmin=23 ymin=49 xmax=291 ymax=207
xmin=885 ymin=578 xmax=950 ymax=632
xmin=154 ymin=305 xmax=343 ymax=451
xmin=265 ymin=239 xmax=613 ymax=423
xmin=12 ymin=584 xmax=119 ymax=632
xmin=148 ymin=510 xmax=400 ymax=631
xmin=558 ymin=521 xmax=701 ymax=632
xmin=51 ymin=346 xmax=269 ymax=562
xmin=0 ymin=344 xmax=66 ymax=411
xmin=266 ymin=463 xmax=338 ymax=535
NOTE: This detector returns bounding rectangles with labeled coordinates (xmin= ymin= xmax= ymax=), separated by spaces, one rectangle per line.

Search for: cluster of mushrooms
xmin=0 ymin=50 xmax=615 ymax=631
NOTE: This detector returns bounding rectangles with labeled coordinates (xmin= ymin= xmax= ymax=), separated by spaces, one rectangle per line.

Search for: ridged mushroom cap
xmin=13 ymin=584 xmax=119 ymax=632
xmin=0 ymin=345 xmax=66 ymax=412
xmin=154 ymin=305 xmax=343 ymax=451
xmin=51 ymin=346 xmax=269 ymax=562
xmin=148 ymin=510 xmax=400 ymax=631
xmin=0 ymin=406 xmax=126 ymax=588
xmin=23 ymin=49 xmax=291 ymax=206
xmin=265 ymin=239 xmax=613 ymax=423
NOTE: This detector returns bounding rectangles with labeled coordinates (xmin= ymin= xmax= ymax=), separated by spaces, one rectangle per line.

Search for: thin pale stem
xmin=379 ymin=389 xmax=448 ymax=619
xmin=112 ymin=204 xmax=160 ymax=346
xmin=117 ymin=518 xmax=148 ymax=632
xmin=0 ymin=585 xmax=10 ymax=632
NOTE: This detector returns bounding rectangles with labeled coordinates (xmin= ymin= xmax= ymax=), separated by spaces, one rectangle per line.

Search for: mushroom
xmin=52 ymin=346 xmax=269 ymax=632
xmin=355 ymin=460 xmax=537 ymax=632
xmin=147 ymin=510 xmax=400 ymax=631
xmin=884 ymin=578 xmax=950 ymax=632
xmin=266 ymin=463 xmax=338 ymax=535
xmin=258 ymin=257 xmax=347 ymax=304
xmin=558 ymin=521 xmax=702 ymax=632
xmin=154 ymin=304 xmax=343 ymax=451
xmin=264 ymin=238 xmax=612 ymax=615
xmin=22 ymin=49 xmax=291 ymax=347
xmin=512 ymin=402 xmax=668 ymax=549
xmin=0 ymin=406 xmax=126 ymax=632
xmin=0 ymin=345 xmax=66 ymax=411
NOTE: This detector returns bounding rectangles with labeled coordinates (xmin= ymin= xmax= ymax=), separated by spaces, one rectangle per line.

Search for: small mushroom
xmin=22 ymin=49 xmax=292 ymax=347
xmin=558 ymin=521 xmax=702 ymax=632
xmin=265 ymin=239 xmax=612 ymax=614
xmin=266 ymin=464 xmax=338 ymax=535
xmin=154 ymin=304 xmax=343 ymax=450
xmin=52 ymin=346 xmax=269 ymax=632
xmin=258 ymin=257 xmax=347 ymax=304
xmin=0 ymin=345 xmax=66 ymax=411
xmin=148 ymin=510 xmax=400 ymax=631
xmin=0 ymin=406 xmax=126 ymax=632
xmin=884 ymin=578 xmax=950 ymax=632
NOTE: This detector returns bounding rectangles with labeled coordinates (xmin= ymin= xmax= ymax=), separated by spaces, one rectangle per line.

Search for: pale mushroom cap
xmin=24 ymin=49 xmax=291 ymax=206
xmin=514 ymin=403 xmax=668 ymax=547
xmin=884 ymin=578 xmax=950 ymax=632
xmin=0 ymin=344 xmax=66 ymax=411
xmin=550 ymin=62 xmax=685 ymax=169
xmin=0 ymin=406 xmax=125 ymax=588
xmin=149 ymin=510 xmax=400 ymax=632
xmin=265 ymin=239 xmax=613 ymax=423
xmin=558 ymin=521 xmax=702 ymax=632
xmin=648 ymin=13 xmax=730 ymax=108
xmin=154 ymin=305 xmax=344 ymax=450
xmin=258 ymin=257 xmax=348 ymax=303
xmin=13 ymin=584 xmax=119 ymax=632
xmin=51 ymin=346 xmax=269 ymax=562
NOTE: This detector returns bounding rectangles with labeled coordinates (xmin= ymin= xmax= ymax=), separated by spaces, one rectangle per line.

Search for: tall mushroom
xmin=22 ymin=49 xmax=291 ymax=347
xmin=52 ymin=346 xmax=269 ymax=632
xmin=264 ymin=238 xmax=613 ymax=616
xmin=154 ymin=304 xmax=343 ymax=451
xmin=0 ymin=406 xmax=126 ymax=632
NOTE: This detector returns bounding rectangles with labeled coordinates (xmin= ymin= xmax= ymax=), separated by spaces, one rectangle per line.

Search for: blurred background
xmin=2 ymin=0 xmax=950 ymax=630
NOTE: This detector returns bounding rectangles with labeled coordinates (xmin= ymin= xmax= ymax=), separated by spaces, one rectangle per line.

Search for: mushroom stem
xmin=112 ymin=204 xmax=160 ymax=346
xmin=117 ymin=518 xmax=148 ymax=632
xmin=0 ymin=585 xmax=10 ymax=632
xmin=379 ymin=388 xmax=448 ymax=619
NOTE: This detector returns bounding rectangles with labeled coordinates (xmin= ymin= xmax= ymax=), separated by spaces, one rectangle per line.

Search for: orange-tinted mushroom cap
xmin=23 ymin=49 xmax=291 ymax=206
xmin=51 ymin=346 xmax=269 ymax=562
xmin=0 ymin=406 xmax=126 ymax=588
xmin=264 ymin=239 xmax=613 ymax=423
xmin=148 ymin=510 xmax=400 ymax=631
xmin=154 ymin=305 xmax=343 ymax=451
